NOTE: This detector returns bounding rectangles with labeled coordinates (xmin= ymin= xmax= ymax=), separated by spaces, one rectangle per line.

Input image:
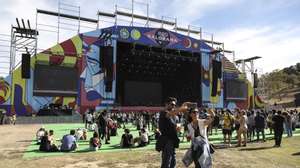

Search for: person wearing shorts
xmin=222 ymin=110 xmax=234 ymax=147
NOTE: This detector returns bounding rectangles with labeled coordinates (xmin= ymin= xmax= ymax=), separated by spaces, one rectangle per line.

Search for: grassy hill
xmin=259 ymin=63 xmax=300 ymax=106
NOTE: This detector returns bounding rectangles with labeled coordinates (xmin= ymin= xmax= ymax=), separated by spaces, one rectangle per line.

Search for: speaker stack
xmin=211 ymin=60 xmax=222 ymax=96
xmin=100 ymin=46 xmax=113 ymax=92
xmin=21 ymin=53 xmax=31 ymax=79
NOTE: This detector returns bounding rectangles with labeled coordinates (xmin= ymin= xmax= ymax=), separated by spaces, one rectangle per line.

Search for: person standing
xmin=222 ymin=109 xmax=234 ymax=147
xmin=272 ymin=111 xmax=285 ymax=147
xmin=283 ymin=112 xmax=293 ymax=137
xmin=158 ymin=97 xmax=189 ymax=168
xmin=97 ymin=111 xmax=108 ymax=144
xmin=255 ymin=112 xmax=266 ymax=142
xmin=237 ymin=110 xmax=248 ymax=147
xmin=186 ymin=108 xmax=215 ymax=168
xmin=247 ymin=111 xmax=255 ymax=142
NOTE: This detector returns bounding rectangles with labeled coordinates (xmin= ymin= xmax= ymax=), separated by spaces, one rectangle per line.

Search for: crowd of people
xmin=33 ymin=99 xmax=300 ymax=168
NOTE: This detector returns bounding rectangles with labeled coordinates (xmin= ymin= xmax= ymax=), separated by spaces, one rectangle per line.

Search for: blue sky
xmin=0 ymin=0 xmax=299 ymax=76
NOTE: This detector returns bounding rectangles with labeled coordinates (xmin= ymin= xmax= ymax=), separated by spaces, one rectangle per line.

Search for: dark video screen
xmin=225 ymin=79 xmax=248 ymax=100
xmin=33 ymin=64 xmax=78 ymax=96
xmin=124 ymin=80 xmax=162 ymax=106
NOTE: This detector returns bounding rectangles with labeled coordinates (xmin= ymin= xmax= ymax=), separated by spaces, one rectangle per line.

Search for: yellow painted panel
xmin=50 ymin=44 xmax=64 ymax=55
xmin=70 ymin=35 xmax=82 ymax=57
xmin=61 ymin=56 xmax=77 ymax=67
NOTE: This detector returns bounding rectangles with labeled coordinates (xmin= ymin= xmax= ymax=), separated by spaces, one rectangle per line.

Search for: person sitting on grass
xmin=134 ymin=128 xmax=149 ymax=147
xmin=39 ymin=130 xmax=59 ymax=152
xmin=89 ymin=131 xmax=101 ymax=151
xmin=36 ymin=127 xmax=46 ymax=144
xmin=75 ymin=128 xmax=87 ymax=141
xmin=61 ymin=130 xmax=78 ymax=152
xmin=48 ymin=130 xmax=56 ymax=145
xmin=120 ymin=128 xmax=133 ymax=148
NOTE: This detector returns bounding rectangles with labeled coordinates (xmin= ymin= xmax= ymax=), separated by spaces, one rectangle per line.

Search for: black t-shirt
xmin=272 ymin=115 xmax=285 ymax=129
xmin=122 ymin=134 xmax=133 ymax=147
xmin=39 ymin=136 xmax=51 ymax=151
xmin=158 ymin=111 xmax=179 ymax=147
xmin=194 ymin=124 xmax=200 ymax=138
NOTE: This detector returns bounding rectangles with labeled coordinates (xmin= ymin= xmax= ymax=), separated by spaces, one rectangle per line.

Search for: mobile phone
xmin=188 ymin=103 xmax=197 ymax=109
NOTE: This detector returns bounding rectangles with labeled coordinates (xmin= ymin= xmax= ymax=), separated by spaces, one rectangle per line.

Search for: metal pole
xmin=115 ymin=5 xmax=117 ymax=26
xmin=35 ymin=10 xmax=38 ymax=57
xmin=241 ymin=60 xmax=246 ymax=74
xmin=57 ymin=0 xmax=60 ymax=43
xmin=187 ymin=25 xmax=190 ymax=36
xmin=78 ymin=6 xmax=80 ymax=33
xmin=251 ymin=60 xmax=255 ymax=109
xmin=9 ymin=25 xmax=14 ymax=111
xmin=131 ymin=0 xmax=134 ymax=26
xmin=174 ymin=18 xmax=177 ymax=32
xmin=211 ymin=33 xmax=214 ymax=48
xmin=146 ymin=3 xmax=149 ymax=27
xmin=199 ymin=27 xmax=202 ymax=40
xmin=97 ymin=10 xmax=100 ymax=29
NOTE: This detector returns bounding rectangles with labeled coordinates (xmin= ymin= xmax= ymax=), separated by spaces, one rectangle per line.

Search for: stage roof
xmin=83 ymin=25 xmax=214 ymax=53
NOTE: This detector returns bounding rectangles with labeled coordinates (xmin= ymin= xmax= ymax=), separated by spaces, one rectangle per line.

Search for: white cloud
xmin=165 ymin=0 xmax=237 ymax=25
xmin=216 ymin=25 xmax=300 ymax=73
xmin=0 ymin=0 xmax=299 ymax=76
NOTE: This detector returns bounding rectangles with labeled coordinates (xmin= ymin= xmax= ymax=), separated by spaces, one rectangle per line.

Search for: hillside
xmin=259 ymin=63 xmax=300 ymax=106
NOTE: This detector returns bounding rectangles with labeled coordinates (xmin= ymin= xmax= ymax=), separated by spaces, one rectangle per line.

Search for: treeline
xmin=259 ymin=63 xmax=300 ymax=98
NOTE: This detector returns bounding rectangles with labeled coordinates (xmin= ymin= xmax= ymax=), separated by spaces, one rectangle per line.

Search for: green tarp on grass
xmin=23 ymin=123 xmax=300 ymax=159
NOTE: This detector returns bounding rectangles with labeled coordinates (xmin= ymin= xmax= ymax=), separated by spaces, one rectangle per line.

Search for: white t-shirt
xmin=187 ymin=119 xmax=208 ymax=141
xmin=141 ymin=132 xmax=148 ymax=143
xmin=86 ymin=113 xmax=93 ymax=122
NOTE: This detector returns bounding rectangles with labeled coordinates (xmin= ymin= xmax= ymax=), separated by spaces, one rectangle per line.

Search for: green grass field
xmin=23 ymin=123 xmax=300 ymax=159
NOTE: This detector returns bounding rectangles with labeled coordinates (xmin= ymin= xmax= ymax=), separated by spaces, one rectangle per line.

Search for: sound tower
xmin=253 ymin=73 xmax=258 ymax=88
xmin=211 ymin=60 xmax=222 ymax=96
xmin=100 ymin=46 xmax=113 ymax=92
xmin=21 ymin=53 xmax=31 ymax=78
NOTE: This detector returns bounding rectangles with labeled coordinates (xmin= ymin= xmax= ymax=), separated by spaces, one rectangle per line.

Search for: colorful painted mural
xmin=0 ymin=25 xmax=259 ymax=116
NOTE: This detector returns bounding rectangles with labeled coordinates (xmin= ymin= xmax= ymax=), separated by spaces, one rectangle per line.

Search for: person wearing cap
xmin=158 ymin=97 xmax=190 ymax=168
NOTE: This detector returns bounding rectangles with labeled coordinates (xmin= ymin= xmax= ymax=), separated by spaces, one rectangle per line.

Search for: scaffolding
xmin=0 ymin=34 xmax=11 ymax=77
xmin=96 ymin=0 xmax=234 ymax=56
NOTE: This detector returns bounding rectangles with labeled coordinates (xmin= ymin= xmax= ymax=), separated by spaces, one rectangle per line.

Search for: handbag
xmin=182 ymin=148 xmax=193 ymax=167
xmin=197 ymin=121 xmax=215 ymax=154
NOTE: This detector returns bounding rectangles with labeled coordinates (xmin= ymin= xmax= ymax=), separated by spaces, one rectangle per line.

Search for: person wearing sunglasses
xmin=158 ymin=97 xmax=190 ymax=168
